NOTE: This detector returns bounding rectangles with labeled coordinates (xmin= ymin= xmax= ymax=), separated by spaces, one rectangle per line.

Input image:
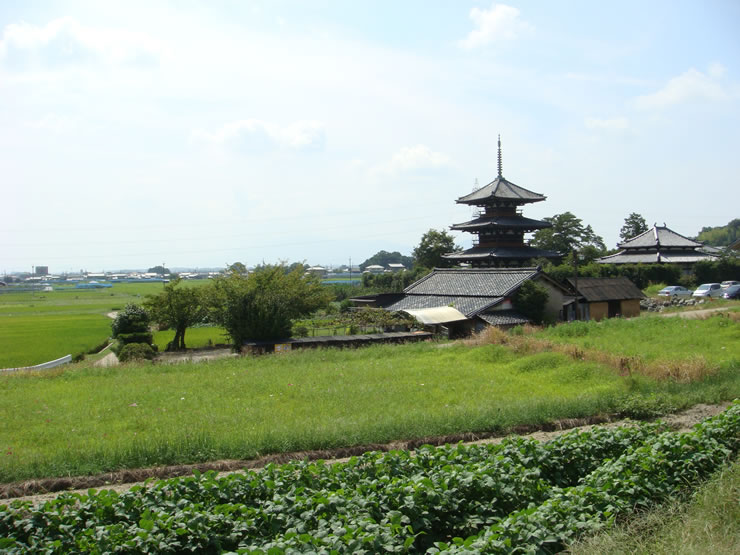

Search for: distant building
xmin=355 ymin=267 xmax=571 ymax=337
xmin=35 ymin=266 xmax=49 ymax=276
xmin=388 ymin=263 xmax=406 ymax=272
xmin=364 ymin=265 xmax=385 ymax=274
xmin=306 ymin=266 xmax=329 ymax=278
xmin=566 ymin=277 xmax=644 ymax=321
xmin=597 ymin=224 xmax=719 ymax=275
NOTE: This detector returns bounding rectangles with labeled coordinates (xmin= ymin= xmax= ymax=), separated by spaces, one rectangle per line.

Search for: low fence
xmin=1 ymin=354 xmax=72 ymax=373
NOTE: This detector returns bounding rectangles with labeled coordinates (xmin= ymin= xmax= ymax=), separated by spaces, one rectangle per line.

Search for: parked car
xmin=657 ymin=285 xmax=693 ymax=297
xmin=722 ymin=284 xmax=740 ymax=299
xmin=720 ymin=280 xmax=740 ymax=289
xmin=692 ymin=283 xmax=723 ymax=298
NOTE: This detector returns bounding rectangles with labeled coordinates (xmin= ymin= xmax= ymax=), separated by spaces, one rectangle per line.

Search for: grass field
xmin=537 ymin=313 xmax=739 ymax=364
xmin=0 ymin=282 xmax=206 ymax=368
xmin=1 ymin=314 xmax=739 ymax=483
xmin=152 ymin=326 xmax=229 ymax=351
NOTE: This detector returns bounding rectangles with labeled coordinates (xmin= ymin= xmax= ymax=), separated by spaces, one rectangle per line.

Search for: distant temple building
xmin=443 ymin=137 xmax=560 ymax=267
xmin=597 ymin=224 xmax=719 ymax=275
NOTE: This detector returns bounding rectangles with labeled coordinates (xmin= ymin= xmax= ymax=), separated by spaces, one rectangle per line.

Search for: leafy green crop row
xmin=1 ymin=402 xmax=738 ymax=553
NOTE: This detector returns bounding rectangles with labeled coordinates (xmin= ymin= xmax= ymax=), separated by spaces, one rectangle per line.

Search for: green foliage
xmin=360 ymin=250 xmax=413 ymax=270
xmin=110 ymin=303 xmax=150 ymax=338
xmin=619 ymin=212 xmax=649 ymax=243
xmin=513 ymin=280 xmax=549 ymax=324
xmin=143 ymin=279 xmax=207 ymax=351
xmin=413 ymin=228 xmax=459 ymax=269
xmin=205 ymin=264 xmax=332 ymax=345
xmin=147 ymin=265 xmax=170 ymax=274
xmin=226 ymin=261 xmax=247 ymax=274
xmin=1 ymin=403 xmax=737 ymax=553
xmin=117 ymin=342 xmax=156 ymax=363
xmin=543 ymin=260 xmax=682 ymax=289
xmin=693 ymin=256 xmax=740 ymax=285
xmin=361 ymin=266 xmax=431 ymax=293
xmin=531 ymin=211 xmax=606 ymax=256
xmin=697 ymin=218 xmax=740 ymax=247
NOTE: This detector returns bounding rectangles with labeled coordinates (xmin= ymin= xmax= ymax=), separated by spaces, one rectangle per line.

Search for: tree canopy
xmin=619 ymin=213 xmax=649 ymax=243
xmin=148 ymin=265 xmax=170 ymax=275
xmin=205 ymin=264 xmax=331 ymax=346
xmin=144 ymin=279 xmax=207 ymax=351
xmin=530 ymin=212 xmax=606 ymax=258
xmin=227 ymin=262 xmax=248 ymax=275
xmin=697 ymin=219 xmax=740 ymax=247
xmin=360 ymin=250 xmax=413 ymax=270
xmin=413 ymin=229 xmax=459 ymax=269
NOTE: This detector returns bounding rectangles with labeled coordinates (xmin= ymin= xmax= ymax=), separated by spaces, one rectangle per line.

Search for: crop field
xmin=0 ymin=282 xmax=207 ymax=368
xmin=1 ymin=401 xmax=738 ymax=552
xmin=1 ymin=314 xmax=739 ymax=485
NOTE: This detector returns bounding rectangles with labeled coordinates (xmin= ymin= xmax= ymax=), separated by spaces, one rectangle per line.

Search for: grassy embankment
xmin=1 ymin=314 xmax=738 ymax=483
xmin=569 ymin=459 xmax=740 ymax=554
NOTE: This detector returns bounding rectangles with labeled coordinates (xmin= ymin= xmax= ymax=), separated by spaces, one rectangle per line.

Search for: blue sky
xmin=2 ymin=0 xmax=738 ymax=272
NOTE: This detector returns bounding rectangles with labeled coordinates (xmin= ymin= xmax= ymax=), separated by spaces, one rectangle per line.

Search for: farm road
xmin=1 ymin=402 xmax=730 ymax=506
xmin=659 ymin=306 xmax=735 ymax=319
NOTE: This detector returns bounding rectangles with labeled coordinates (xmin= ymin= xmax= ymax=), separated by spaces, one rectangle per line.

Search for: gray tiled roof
xmin=443 ymin=246 xmax=560 ymax=260
xmin=597 ymin=250 xmax=718 ymax=264
xmin=477 ymin=310 xmax=531 ymax=326
xmin=450 ymin=215 xmax=552 ymax=231
xmin=456 ymin=176 xmax=546 ymax=205
xmin=618 ymin=225 xmax=704 ymax=249
xmin=384 ymin=295 xmax=502 ymax=316
xmin=405 ymin=267 xmax=538 ymax=296
xmin=566 ymin=277 xmax=645 ymax=302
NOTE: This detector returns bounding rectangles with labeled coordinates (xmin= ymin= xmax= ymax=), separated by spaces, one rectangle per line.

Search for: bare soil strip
xmin=1 ymin=403 xmax=729 ymax=506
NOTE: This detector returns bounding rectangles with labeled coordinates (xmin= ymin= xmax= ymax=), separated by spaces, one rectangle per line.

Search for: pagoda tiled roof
xmin=456 ymin=176 xmax=546 ymax=205
xmin=443 ymin=245 xmax=560 ymax=261
xmin=450 ymin=215 xmax=552 ymax=231
xmin=618 ymin=225 xmax=704 ymax=249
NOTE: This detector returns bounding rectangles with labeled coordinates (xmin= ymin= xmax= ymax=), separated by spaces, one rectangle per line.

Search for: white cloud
xmin=192 ymin=119 xmax=326 ymax=153
xmin=635 ymin=66 xmax=730 ymax=109
xmin=585 ymin=116 xmax=628 ymax=130
xmin=0 ymin=17 xmax=163 ymax=70
xmin=460 ymin=3 xmax=533 ymax=49
xmin=384 ymin=144 xmax=451 ymax=173
xmin=25 ymin=113 xmax=76 ymax=133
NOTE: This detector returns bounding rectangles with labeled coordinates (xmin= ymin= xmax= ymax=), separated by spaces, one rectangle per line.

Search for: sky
xmin=2 ymin=0 xmax=739 ymax=273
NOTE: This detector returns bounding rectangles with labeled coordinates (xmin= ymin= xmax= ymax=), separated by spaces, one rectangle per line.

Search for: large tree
xmin=696 ymin=219 xmax=740 ymax=247
xmin=619 ymin=213 xmax=649 ymax=243
xmin=144 ymin=279 xmax=207 ymax=351
xmin=413 ymin=229 xmax=459 ymax=269
xmin=360 ymin=250 xmax=413 ymax=270
xmin=205 ymin=264 xmax=331 ymax=347
xmin=530 ymin=212 xmax=606 ymax=258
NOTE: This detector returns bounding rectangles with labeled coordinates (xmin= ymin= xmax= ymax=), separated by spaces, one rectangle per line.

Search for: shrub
xmin=117 ymin=343 xmax=156 ymax=363
xmin=111 ymin=304 xmax=150 ymax=338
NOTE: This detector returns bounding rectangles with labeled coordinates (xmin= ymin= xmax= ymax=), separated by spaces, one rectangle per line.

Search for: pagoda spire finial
xmin=497 ymin=135 xmax=502 ymax=178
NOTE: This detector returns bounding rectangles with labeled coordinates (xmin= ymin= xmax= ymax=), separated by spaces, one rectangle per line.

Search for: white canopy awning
xmin=402 ymin=306 xmax=469 ymax=325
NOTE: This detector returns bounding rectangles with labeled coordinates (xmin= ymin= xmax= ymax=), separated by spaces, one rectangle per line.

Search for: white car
xmin=692 ymin=283 xmax=723 ymax=298
xmin=657 ymin=285 xmax=693 ymax=297
xmin=720 ymin=280 xmax=740 ymax=289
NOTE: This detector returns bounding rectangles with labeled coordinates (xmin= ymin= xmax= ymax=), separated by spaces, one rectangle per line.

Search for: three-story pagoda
xmin=443 ymin=137 xmax=560 ymax=267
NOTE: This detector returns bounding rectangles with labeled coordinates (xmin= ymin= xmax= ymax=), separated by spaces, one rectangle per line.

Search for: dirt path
xmin=658 ymin=306 xmax=734 ymax=319
xmin=1 ymin=402 xmax=730 ymax=507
